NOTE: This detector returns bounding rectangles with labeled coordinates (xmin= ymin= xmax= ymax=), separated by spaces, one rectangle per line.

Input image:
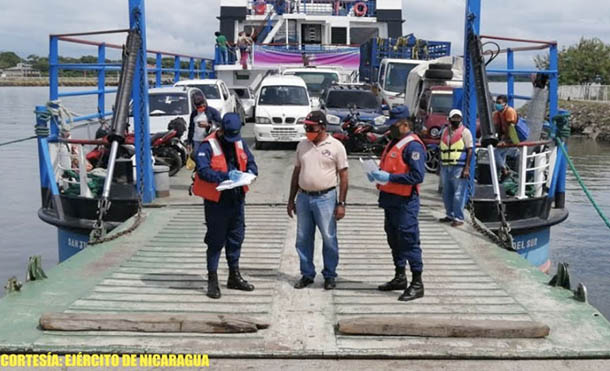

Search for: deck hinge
xmin=548 ymin=262 xmax=570 ymax=290
xmin=574 ymin=283 xmax=588 ymax=303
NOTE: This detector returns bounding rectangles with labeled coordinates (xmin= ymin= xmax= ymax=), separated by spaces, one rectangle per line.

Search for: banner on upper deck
xmin=253 ymin=45 xmax=360 ymax=69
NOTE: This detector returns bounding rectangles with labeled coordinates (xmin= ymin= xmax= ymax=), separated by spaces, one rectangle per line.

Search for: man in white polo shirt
xmin=287 ymin=111 xmax=349 ymax=290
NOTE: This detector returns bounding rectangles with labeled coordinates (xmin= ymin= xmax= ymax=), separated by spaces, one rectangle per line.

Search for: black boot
xmin=378 ymin=266 xmax=408 ymax=291
xmin=227 ymin=267 xmax=255 ymax=291
xmin=207 ymin=272 xmax=221 ymax=299
xmin=398 ymin=271 xmax=424 ymax=302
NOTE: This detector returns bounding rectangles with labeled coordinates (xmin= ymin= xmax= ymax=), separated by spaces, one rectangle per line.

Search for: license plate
xmin=277 ymin=136 xmax=293 ymax=142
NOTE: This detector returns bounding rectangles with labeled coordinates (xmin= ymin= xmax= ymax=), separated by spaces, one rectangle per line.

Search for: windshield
xmin=430 ymin=93 xmax=453 ymax=114
xmin=285 ymin=72 xmax=339 ymax=97
xmin=190 ymin=84 xmax=221 ymax=99
xmin=326 ymin=90 xmax=379 ymax=110
xmin=258 ymin=86 xmax=309 ymax=106
xmin=231 ymin=88 xmax=250 ymax=99
xmin=148 ymin=93 xmax=189 ymax=116
xmin=384 ymin=63 xmax=418 ymax=93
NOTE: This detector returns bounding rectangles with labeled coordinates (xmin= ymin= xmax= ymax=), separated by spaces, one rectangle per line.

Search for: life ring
xmin=254 ymin=2 xmax=266 ymax=15
xmin=354 ymin=2 xmax=367 ymax=17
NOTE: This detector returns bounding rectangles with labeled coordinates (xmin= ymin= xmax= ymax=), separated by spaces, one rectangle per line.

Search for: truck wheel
xmin=425 ymin=69 xmax=453 ymax=80
xmin=425 ymin=147 xmax=440 ymax=173
xmin=428 ymin=63 xmax=452 ymax=70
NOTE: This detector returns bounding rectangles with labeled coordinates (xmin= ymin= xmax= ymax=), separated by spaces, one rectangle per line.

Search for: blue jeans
xmin=383 ymin=196 xmax=423 ymax=272
xmin=441 ymin=165 xmax=468 ymax=222
xmin=494 ymin=147 xmax=520 ymax=171
xmin=218 ymin=47 xmax=228 ymax=64
xmin=295 ymin=189 xmax=339 ymax=279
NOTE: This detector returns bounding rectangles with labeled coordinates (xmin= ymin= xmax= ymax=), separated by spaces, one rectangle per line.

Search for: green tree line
xmin=535 ymin=37 xmax=610 ymax=85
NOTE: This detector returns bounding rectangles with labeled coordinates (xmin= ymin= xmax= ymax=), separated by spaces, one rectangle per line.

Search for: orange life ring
xmin=354 ymin=2 xmax=367 ymax=17
xmin=254 ymin=2 xmax=266 ymax=15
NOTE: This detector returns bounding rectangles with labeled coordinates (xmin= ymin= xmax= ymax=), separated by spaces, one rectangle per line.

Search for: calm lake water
xmin=1 ymin=85 xmax=609 ymax=319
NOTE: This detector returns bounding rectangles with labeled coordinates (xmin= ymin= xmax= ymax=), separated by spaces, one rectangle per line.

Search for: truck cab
xmin=376 ymin=58 xmax=425 ymax=109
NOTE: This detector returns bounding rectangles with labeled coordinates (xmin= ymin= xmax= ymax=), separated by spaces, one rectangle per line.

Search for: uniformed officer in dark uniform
xmin=370 ymin=106 xmax=426 ymax=301
xmin=193 ymin=113 xmax=258 ymax=299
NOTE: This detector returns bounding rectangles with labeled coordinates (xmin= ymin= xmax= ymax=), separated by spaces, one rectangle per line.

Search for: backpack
xmin=515 ymin=117 xmax=529 ymax=142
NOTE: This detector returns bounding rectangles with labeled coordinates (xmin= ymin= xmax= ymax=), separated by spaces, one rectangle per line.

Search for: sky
xmin=0 ymin=0 xmax=608 ymax=67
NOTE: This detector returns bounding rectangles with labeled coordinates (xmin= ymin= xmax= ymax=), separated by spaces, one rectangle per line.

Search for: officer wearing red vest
xmin=193 ymin=113 xmax=258 ymax=299
xmin=369 ymin=106 xmax=426 ymax=302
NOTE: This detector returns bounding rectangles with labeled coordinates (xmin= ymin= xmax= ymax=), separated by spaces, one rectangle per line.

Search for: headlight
xmin=256 ymin=116 xmax=272 ymax=125
xmin=326 ymin=114 xmax=341 ymax=125
xmin=374 ymin=115 xmax=387 ymax=126
xmin=297 ymin=117 xmax=306 ymax=125
xmin=430 ymin=127 xmax=441 ymax=138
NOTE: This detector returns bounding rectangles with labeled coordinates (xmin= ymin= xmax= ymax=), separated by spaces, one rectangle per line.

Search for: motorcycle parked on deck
xmin=87 ymin=118 xmax=188 ymax=177
xmin=332 ymin=106 xmax=390 ymax=155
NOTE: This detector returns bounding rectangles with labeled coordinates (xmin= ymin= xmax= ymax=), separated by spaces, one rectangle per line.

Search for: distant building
xmin=3 ymin=62 xmax=41 ymax=77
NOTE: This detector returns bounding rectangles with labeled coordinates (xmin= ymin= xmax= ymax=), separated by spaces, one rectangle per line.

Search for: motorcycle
xmin=87 ymin=118 xmax=188 ymax=177
xmin=332 ymin=106 xmax=390 ymax=155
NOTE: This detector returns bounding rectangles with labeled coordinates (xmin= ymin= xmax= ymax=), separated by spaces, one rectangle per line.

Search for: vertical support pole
xmin=35 ymin=106 xmax=60 ymax=196
xmin=129 ymin=0 xmax=155 ymax=203
xmin=174 ymin=55 xmax=180 ymax=83
xmin=549 ymin=43 xmax=565 ymax=208
xmin=507 ymin=48 xmax=514 ymax=107
xmin=285 ymin=18 xmax=289 ymax=49
xmin=189 ymin=57 xmax=195 ymax=79
xmin=371 ymin=37 xmax=378 ymax=83
xmin=97 ymin=43 xmax=106 ymax=117
xmin=49 ymin=36 xmax=59 ymax=137
xmin=517 ymin=146 xmax=528 ymax=199
xmin=463 ymin=0 xmax=481 ymax=197
xmin=155 ymin=53 xmax=162 ymax=87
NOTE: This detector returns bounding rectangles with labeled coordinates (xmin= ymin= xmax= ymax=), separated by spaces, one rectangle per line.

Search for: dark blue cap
xmin=386 ymin=105 xmax=410 ymax=127
xmin=221 ymin=113 xmax=242 ymax=142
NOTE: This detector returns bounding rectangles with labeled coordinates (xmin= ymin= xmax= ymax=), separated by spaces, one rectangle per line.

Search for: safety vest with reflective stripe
xmin=440 ymin=125 xmax=467 ymax=166
xmin=192 ymin=133 xmax=249 ymax=202
xmin=377 ymin=132 xmax=424 ymax=197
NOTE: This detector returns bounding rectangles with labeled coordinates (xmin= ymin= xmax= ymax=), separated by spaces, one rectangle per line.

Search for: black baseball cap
xmin=303 ymin=110 xmax=327 ymax=126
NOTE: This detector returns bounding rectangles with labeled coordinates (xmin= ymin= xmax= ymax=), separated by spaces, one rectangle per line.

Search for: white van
xmin=376 ymin=58 xmax=425 ymax=109
xmin=253 ymin=75 xmax=311 ymax=149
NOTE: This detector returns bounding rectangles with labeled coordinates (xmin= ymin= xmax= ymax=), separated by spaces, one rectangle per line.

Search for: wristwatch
xmin=337 ymin=201 xmax=346 ymax=207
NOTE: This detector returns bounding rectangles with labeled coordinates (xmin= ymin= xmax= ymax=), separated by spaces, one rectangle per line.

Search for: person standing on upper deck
xmin=237 ymin=31 xmax=253 ymax=70
xmin=438 ymin=109 xmax=473 ymax=227
xmin=192 ymin=113 xmax=258 ymax=299
xmin=369 ymin=106 xmax=426 ymax=302
xmin=215 ymin=31 xmax=229 ymax=65
xmin=287 ymin=111 xmax=349 ymax=291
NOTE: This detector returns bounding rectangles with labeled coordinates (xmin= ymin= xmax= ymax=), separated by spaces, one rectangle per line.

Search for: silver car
xmin=230 ymin=87 xmax=254 ymax=121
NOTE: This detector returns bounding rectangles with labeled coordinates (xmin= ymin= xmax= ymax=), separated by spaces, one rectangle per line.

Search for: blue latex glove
xmin=366 ymin=172 xmax=375 ymax=183
xmin=372 ymin=170 xmax=390 ymax=183
xmin=228 ymin=170 xmax=243 ymax=182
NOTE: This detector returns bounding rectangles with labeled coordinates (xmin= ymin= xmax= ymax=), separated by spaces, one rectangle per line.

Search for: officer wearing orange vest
xmin=369 ymin=106 xmax=426 ymax=301
xmin=193 ymin=113 xmax=258 ymax=299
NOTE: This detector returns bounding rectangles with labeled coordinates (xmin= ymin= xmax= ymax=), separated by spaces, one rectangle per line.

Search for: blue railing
xmin=248 ymin=0 xmax=376 ymax=17
xmin=359 ymin=35 xmax=452 ymax=83
xmin=49 ymin=34 xmax=215 ymax=128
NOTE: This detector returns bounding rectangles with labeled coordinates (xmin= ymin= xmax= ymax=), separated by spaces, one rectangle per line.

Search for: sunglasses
xmin=304 ymin=125 xmax=321 ymax=133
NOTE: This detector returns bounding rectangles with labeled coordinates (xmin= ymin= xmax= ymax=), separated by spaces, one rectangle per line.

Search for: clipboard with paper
xmin=359 ymin=156 xmax=387 ymax=185
xmin=216 ymin=172 xmax=257 ymax=191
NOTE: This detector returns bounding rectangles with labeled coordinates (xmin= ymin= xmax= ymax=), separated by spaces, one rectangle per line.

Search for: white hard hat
xmin=449 ymin=109 xmax=463 ymax=118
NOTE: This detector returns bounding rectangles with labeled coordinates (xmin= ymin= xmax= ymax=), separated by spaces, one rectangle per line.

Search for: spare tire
xmin=428 ymin=63 xmax=452 ymax=70
xmin=425 ymin=69 xmax=453 ymax=80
